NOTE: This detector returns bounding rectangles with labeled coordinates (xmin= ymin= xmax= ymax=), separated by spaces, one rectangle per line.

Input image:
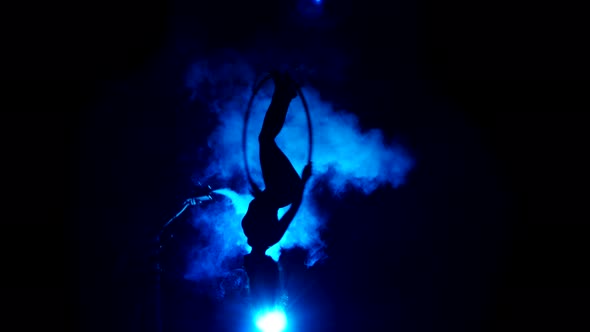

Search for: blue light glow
xmin=255 ymin=309 xmax=287 ymax=332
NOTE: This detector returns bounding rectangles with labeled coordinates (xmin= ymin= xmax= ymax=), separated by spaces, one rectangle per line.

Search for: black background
xmin=2 ymin=0 xmax=588 ymax=331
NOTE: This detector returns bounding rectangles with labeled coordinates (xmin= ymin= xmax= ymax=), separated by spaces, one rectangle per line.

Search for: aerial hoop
xmin=242 ymin=72 xmax=313 ymax=195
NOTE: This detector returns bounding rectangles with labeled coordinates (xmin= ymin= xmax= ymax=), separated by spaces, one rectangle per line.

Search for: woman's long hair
xmin=243 ymin=253 xmax=287 ymax=311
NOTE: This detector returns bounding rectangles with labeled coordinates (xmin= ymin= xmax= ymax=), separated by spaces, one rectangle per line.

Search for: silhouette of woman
xmin=242 ymin=71 xmax=312 ymax=256
xmin=241 ymin=71 xmax=312 ymax=309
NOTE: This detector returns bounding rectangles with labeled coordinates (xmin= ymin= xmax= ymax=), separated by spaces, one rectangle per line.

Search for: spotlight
xmin=255 ymin=309 xmax=287 ymax=332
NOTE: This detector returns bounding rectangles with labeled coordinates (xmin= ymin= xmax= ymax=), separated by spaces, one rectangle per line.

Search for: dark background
xmin=2 ymin=0 xmax=588 ymax=331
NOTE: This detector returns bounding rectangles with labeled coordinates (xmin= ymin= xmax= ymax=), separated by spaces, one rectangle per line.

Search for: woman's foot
xmin=270 ymin=70 xmax=298 ymax=100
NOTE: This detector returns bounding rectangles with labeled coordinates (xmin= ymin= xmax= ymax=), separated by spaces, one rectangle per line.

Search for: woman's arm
xmin=275 ymin=163 xmax=312 ymax=238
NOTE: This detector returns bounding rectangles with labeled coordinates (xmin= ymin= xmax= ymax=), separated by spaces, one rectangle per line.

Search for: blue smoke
xmin=182 ymin=58 xmax=414 ymax=283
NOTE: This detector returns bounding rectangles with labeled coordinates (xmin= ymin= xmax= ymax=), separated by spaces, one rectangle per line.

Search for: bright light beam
xmin=255 ymin=310 xmax=287 ymax=332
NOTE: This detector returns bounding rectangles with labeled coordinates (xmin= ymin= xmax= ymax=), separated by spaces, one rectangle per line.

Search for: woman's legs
xmin=258 ymin=74 xmax=302 ymax=207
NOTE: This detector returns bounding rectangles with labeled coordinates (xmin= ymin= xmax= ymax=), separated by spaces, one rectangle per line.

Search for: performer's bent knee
xmin=258 ymin=132 xmax=276 ymax=145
